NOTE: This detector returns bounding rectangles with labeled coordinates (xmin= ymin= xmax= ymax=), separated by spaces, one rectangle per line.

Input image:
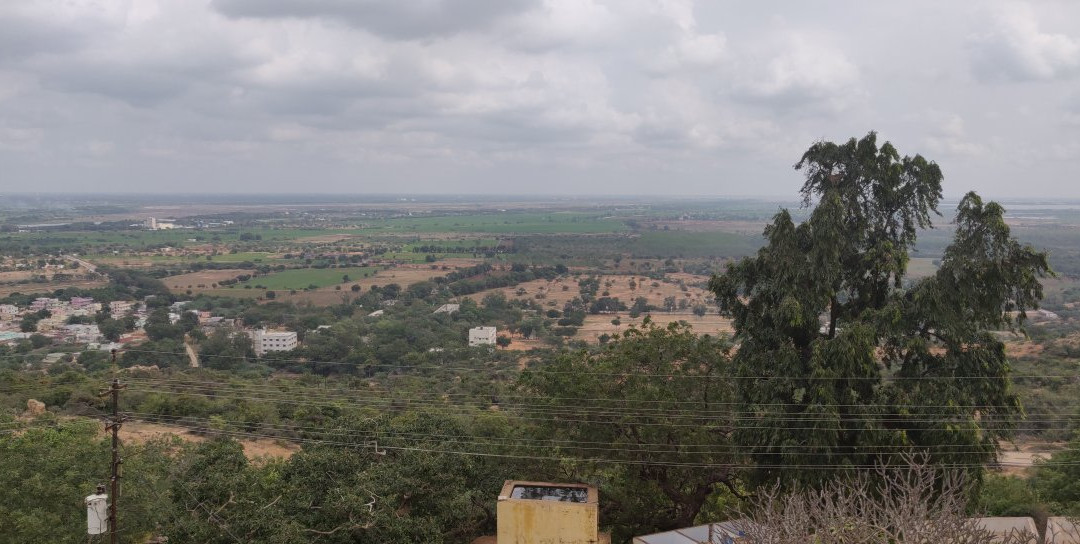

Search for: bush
xmin=978 ymin=474 xmax=1040 ymax=517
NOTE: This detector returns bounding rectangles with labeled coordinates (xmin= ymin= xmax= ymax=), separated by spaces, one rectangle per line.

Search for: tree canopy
xmin=518 ymin=321 xmax=736 ymax=538
xmin=709 ymin=132 xmax=1051 ymax=486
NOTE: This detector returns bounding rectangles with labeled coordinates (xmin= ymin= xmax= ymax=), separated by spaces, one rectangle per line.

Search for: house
xmin=63 ymin=324 xmax=102 ymax=343
xmin=1033 ymin=308 xmax=1062 ymax=321
xmin=469 ymin=326 xmax=497 ymax=347
xmin=42 ymin=353 xmax=66 ymax=366
xmin=433 ymin=303 xmax=460 ymax=314
xmin=110 ymin=301 xmax=134 ymax=315
xmin=69 ymin=297 xmax=95 ymax=309
xmin=367 ymin=309 xmax=385 ymax=317
xmin=250 ymin=329 xmax=298 ymax=356
xmin=31 ymin=297 xmax=60 ymax=311
xmin=88 ymin=342 xmax=124 ymax=352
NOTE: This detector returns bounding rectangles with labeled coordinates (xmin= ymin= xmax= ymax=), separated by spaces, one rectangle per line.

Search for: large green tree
xmin=518 ymin=321 xmax=736 ymax=538
xmin=709 ymin=132 xmax=1050 ymax=486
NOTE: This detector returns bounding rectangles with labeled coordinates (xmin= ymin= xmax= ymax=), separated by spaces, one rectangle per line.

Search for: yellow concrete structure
xmin=496 ymin=481 xmax=610 ymax=544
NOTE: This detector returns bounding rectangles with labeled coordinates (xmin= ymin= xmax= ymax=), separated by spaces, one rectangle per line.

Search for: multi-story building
xmin=250 ymin=329 xmax=298 ymax=356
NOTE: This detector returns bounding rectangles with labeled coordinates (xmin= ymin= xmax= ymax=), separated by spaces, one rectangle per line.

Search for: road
xmin=62 ymin=254 xmax=99 ymax=275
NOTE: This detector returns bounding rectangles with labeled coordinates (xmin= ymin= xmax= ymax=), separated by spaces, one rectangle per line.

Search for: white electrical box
xmin=86 ymin=493 xmax=108 ymax=535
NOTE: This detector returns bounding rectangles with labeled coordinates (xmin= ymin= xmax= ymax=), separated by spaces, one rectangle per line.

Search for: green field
xmin=629 ymin=231 xmax=763 ymax=258
xmin=1 ymin=227 xmax=360 ymax=250
xmin=88 ymin=251 xmax=282 ymax=264
xmin=380 ymin=252 xmax=477 ymax=263
xmin=363 ymin=213 xmax=630 ymax=234
xmin=234 ymin=266 xmax=378 ymax=290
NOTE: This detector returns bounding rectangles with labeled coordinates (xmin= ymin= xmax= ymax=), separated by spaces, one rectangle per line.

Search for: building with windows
xmin=250 ymin=329 xmax=298 ymax=356
xmin=469 ymin=326 xmax=497 ymax=347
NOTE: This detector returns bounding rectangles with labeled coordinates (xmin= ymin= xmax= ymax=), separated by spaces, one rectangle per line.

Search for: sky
xmin=0 ymin=0 xmax=1078 ymax=198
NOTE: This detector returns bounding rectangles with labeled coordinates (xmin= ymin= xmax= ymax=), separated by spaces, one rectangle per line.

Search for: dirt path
xmin=998 ymin=441 xmax=1066 ymax=475
xmin=185 ymin=341 xmax=199 ymax=368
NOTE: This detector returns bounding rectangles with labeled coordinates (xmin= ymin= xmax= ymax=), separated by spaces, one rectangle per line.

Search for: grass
xmin=87 ymin=251 xmax=281 ymax=264
xmin=361 ymin=213 xmax=630 ymax=234
xmin=630 ymin=231 xmax=762 ymax=258
xmin=235 ymin=266 xmax=379 ymax=290
xmin=381 ymin=252 xmax=478 ymax=263
xmin=2 ymin=227 xmax=360 ymax=249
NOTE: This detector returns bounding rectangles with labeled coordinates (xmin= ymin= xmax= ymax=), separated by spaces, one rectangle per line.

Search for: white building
xmin=250 ymin=329 xmax=298 ymax=356
xmin=146 ymin=217 xmax=177 ymax=230
xmin=63 ymin=324 xmax=102 ymax=343
xmin=433 ymin=303 xmax=460 ymax=314
xmin=469 ymin=326 xmax=497 ymax=347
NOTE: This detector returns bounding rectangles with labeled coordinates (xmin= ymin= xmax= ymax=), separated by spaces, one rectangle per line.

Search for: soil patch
xmin=119 ymin=420 xmax=300 ymax=460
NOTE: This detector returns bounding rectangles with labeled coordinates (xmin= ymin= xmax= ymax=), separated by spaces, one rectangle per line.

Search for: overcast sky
xmin=1 ymin=0 xmax=1078 ymax=198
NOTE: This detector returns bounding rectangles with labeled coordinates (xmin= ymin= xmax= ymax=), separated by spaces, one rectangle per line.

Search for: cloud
xmin=0 ymin=124 xmax=42 ymax=151
xmin=1 ymin=0 xmax=1079 ymax=197
xmin=1063 ymin=93 xmax=1080 ymax=126
xmin=733 ymin=34 xmax=861 ymax=113
xmin=211 ymin=0 xmax=538 ymax=40
xmin=923 ymin=113 xmax=986 ymax=157
xmin=969 ymin=4 xmax=1080 ymax=82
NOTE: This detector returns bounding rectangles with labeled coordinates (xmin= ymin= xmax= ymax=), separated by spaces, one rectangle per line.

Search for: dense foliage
xmin=710 ymin=132 xmax=1051 ymax=486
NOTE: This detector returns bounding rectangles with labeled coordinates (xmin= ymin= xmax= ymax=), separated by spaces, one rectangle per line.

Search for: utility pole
xmin=101 ymin=377 xmax=125 ymax=544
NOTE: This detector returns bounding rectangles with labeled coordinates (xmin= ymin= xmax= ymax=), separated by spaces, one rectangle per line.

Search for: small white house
xmin=469 ymin=326 xmax=497 ymax=347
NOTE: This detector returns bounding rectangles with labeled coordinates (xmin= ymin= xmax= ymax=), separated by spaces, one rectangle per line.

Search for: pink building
xmin=70 ymin=297 xmax=95 ymax=309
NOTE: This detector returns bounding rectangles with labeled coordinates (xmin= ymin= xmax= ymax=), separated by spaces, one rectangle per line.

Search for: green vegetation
xmin=4 ymin=157 xmax=1080 ymax=541
xmin=630 ymin=230 xmax=761 ymax=259
xmin=234 ymin=266 xmax=378 ymax=290
xmin=711 ymin=132 xmax=1050 ymax=486
xmin=371 ymin=212 xmax=630 ymax=234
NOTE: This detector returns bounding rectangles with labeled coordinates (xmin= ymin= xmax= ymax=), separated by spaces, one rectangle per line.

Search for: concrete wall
xmin=496 ymin=481 xmax=600 ymax=544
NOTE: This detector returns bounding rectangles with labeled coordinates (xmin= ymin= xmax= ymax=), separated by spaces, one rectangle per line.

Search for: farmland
xmin=367 ymin=212 xmax=631 ymax=234
xmin=231 ymin=266 xmax=379 ymax=291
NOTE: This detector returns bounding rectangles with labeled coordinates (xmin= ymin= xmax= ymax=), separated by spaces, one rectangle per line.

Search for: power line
xmin=120 ymin=386 xmax=1065 ymax=433
xmin=115 ymin=348 xmax=1080 ymax=381
xmin=117 ymin=380 xmax=1074 ymax=423
xmin=122 ymin=412 xmax=1073 ymax=456
xmin=116 ymin=376 xmax=1075 ymax=412
xmin=112 ymin=418 xmax=1080 ymax=471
